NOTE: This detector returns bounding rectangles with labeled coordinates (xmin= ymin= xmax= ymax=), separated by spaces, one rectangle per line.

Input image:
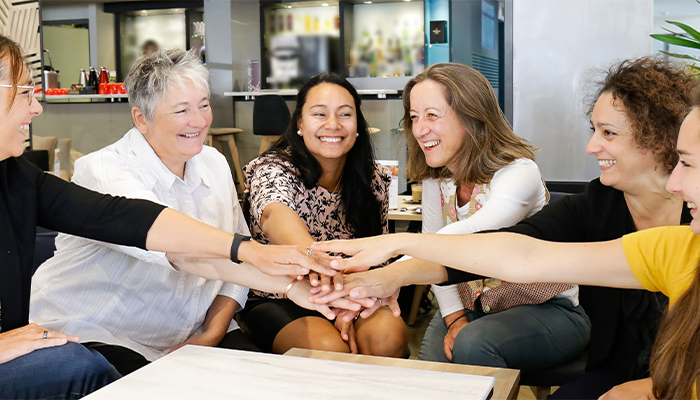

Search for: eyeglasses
xmin=0 ymin=83 xmax=36 ymax=105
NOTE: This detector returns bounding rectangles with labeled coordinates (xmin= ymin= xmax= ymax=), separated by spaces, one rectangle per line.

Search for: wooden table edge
xmin=284 ymin=348 xmax=521 ymax=400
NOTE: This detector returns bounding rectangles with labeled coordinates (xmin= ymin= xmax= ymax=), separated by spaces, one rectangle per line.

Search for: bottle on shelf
xmin=78 ymin=69 xmax=87 ymax=87
xmin=88 ymin=67 xmax=99 ymax=92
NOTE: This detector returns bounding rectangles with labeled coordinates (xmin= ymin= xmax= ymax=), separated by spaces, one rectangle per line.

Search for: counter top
xmin=225 ymin=89 xmax=398 ymax=99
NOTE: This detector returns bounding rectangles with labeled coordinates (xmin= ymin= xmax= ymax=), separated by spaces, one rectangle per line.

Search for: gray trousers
xmin=418 ymin=297 xmax=590 ymax=373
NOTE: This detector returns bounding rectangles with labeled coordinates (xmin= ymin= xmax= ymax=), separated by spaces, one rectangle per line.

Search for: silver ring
xmin=43 ymin=330 xmax=48 ymax=340
xmin=306 ymin=247 xmax=313 ymax=258
xmin=378 ymin=298 xmax=383 ymax=305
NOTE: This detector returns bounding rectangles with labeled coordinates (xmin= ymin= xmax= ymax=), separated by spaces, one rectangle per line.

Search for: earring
xmin=297 ymin=129 xmax=302 ymax=136
xmin=356 ymin=132 xmax=359 ymax=137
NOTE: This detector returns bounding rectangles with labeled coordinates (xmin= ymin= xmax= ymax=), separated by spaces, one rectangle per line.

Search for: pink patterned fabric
xmin=244 ymin=152 xmax=391 ymax=298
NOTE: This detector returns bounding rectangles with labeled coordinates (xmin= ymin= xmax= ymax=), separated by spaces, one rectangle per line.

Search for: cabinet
xmin=259 ymin=0 xmax=425 ymax=90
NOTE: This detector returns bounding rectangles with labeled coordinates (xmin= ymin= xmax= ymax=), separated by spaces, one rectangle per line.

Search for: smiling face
xmin=0 ymin=66 xmax=42 ymax=161
xmin=667 ymin=107 xmax=700 ymax=233
xmin=133 ymin=79 xmax=211 ymax=177
xmin=297 ymin=83 xmax=357 ymax=167
xmin=409 ymin=79 xmax=468 ymax=173
xmin=586 ymin=92 xmax=661 ymax=192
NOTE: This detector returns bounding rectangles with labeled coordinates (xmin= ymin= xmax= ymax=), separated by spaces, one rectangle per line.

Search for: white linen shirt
xmin=29 ymin=128 xmax=249 ymax=361
xmin=420 ymin=158 xmax=579 ymax=317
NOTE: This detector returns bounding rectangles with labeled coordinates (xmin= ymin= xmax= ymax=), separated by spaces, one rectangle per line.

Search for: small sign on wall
xmin=430 ymin=20 xmax=447 ymax=44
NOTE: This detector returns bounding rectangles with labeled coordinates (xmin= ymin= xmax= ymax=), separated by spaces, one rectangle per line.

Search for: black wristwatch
xmin=230 ymin=233 xmax=252 ymax=264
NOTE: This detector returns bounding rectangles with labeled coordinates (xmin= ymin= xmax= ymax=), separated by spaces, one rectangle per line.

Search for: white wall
xmin=41 ymin=3 xmax=115 ymax=71
xmin=512 ymin=0 xmax=653 ymax=182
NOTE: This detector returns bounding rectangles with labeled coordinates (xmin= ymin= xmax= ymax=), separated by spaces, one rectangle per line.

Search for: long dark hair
xmin=266 ymin=73 xmax=383 ymax=238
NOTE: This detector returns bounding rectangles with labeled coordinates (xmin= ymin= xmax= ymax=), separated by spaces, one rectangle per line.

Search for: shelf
xmin=38 ymin=94 xmax=129 ymax=103
xmin=224 ymin=88 xmax=398 ymax=99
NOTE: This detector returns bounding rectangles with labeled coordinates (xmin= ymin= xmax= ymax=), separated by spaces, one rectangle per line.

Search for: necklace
xmin=324 ymin=173 xmax=343 ymax=202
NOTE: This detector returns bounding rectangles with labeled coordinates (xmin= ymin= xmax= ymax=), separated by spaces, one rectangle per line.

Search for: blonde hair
xmin=402 ymin=63 xmax=536 ymax=185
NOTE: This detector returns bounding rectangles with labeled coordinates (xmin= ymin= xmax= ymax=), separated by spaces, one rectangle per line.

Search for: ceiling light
xmin=322 ymin=3 xmax=329 ymax=6
xmin=364 ymin=1 xmax=372 ymax=3
xmin=286 ymin=5 xmax=292 ymax=8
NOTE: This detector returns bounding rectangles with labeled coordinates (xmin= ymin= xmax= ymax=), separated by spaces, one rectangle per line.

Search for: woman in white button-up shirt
xmin=29 ymin=49 xmax=357 ymax=377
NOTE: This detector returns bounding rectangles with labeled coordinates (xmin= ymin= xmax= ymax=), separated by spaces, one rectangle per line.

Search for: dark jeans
xmin=0 ymin=341 xmax=120 ymax=399
xmin=85 ymin=329 xmax=261 ymax=376
xmin=418 ymin=297 xmax=591 ymax=373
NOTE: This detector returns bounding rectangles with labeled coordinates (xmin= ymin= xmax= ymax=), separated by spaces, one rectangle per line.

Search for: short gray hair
xmin=125 ymin=48 xmax=210 ymax=123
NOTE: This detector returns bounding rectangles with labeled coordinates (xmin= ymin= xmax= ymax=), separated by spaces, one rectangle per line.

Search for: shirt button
xmin=194 ymin=292 xmax=200 ymax=298
xmin=483 ymin=305 xmax=491 ymax=312
xmin=178 ymin=291 xmax=183 ymax=296
xmin=186 ymin=324 xmax=192 ymax=329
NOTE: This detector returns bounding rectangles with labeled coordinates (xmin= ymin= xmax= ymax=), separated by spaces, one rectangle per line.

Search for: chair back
xmin=253 ymin=95 xmax=291 ymax=136
xmin=33 ymin=230 xmax=57 ymax=274
xmin=23 ymin=149 xmax=49 ymax=171
xmin=548 ymin=191 xmax=570 ymax=205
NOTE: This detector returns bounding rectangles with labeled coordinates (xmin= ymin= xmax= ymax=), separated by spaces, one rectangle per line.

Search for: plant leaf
xmin=660 ymin=50 xmax=700 ymax=61
xmin=666 ymin=20 xmax=700 ymax=42
xmin=651 ymin=34 xmax=700 ymax=49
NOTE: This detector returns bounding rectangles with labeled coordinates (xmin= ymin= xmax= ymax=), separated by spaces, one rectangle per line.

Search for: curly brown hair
xmin=589 ymin=57 xmax=697 ymax=174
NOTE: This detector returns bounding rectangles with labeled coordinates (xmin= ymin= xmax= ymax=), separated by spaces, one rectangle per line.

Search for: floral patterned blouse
xmin=243 ymin=152 xmax=391 ymax=298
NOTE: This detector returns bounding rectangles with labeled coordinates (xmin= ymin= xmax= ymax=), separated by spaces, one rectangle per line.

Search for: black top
xmin=444 ymin=179 xmax=691 ymax=379
xmin=0 ymin=156 xmax=166 ymax=332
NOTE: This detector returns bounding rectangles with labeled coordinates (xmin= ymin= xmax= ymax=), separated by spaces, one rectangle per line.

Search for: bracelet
xmin=283 ymin=278 xmax=300 ymax=299
xmin=446 ymin=315 xmax=466 ymax=330
xmin=230 ymin=233 xmax=252 ymax=264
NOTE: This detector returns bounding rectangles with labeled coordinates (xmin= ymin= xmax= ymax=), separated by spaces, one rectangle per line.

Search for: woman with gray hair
xmin=29 ymin=48 xmax=358 ymax=377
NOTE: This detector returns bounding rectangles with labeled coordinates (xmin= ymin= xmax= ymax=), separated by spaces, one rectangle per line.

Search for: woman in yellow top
xmin=311 ymin=92 xmax=700 ymax=400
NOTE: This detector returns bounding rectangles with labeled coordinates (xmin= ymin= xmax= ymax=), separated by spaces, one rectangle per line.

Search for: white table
xmin=86 ymin=346 xmax=497 ymax=400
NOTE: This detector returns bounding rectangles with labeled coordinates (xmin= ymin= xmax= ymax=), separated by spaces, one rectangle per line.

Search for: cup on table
xmin=98 ymin=84 xmax=108 ymax=95
xmin=411 ymin=184 xmax=422 ymax=202
xmin=110 ymin=83 xmax=119 ymax=94
xmin=118 ymin=83 xmax=126 ymax=94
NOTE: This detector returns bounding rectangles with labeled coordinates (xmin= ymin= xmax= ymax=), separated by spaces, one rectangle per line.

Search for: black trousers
xmin=84 ymin=329 xmax=261 ymax=376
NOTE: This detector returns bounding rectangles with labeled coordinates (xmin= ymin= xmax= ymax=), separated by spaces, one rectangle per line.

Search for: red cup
xmin=118 ymin=83 xmax=126 ymax=94
xmin=59 ymin=88 xmax=68 ymax=95
xmin=98 ymin=84 xmax=108 ymax=95
xmin=110 ymin=83 xmax=118 ymax=94
xmin=46 ymin=88 xmax=56 ymax=95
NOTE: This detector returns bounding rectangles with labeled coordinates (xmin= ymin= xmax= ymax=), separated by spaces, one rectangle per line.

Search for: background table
xmin=286 ymin=348 xmax=521 ymax=400
xmin=85 ymin=346 xmax=502 ymax=400
xmin=388 ymin=195 xmax=422 ymax=222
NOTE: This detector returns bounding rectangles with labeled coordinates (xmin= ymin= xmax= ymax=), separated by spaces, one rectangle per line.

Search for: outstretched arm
xmin=312 ymin=232 xmax=643 ymax=290
xmin=146 ymin=208 xmax=340 ymax=278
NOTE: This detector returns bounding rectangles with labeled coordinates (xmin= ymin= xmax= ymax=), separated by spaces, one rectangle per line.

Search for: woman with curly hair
xmin=312 ymin=57 xmax=697 ymax=399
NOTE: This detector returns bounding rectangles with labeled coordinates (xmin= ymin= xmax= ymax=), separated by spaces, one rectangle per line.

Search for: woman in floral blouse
xmin=237 ymin=74 xmax=407 ymax=356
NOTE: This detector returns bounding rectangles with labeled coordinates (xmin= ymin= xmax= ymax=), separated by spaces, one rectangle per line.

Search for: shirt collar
xmin=126 ymin=128 xmax=209 ymax=192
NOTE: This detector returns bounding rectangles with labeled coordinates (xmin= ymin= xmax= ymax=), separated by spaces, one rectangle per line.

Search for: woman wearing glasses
xmin=0 ymin=35 xmax=341 ymax=399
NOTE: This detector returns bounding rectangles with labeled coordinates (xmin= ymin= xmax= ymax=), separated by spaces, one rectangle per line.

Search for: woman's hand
xmin=0 ymin=323 xmax=78 ymax=364
xmin=310 ymin=234 xmax=409 ymax=272
xmin=241 ymin=241 xmax=343 ymax=278
xmin=334 ymin=311 xmax=358 ymax=353
xmin=443 ymin=312 xmax=468 ymax=361
xmin=599 ymin=378 xmax=654 ymax=400
xmin=287 ymin=279 xmax=369 ymax=320
xmin=310 ymin=268 xmax=402 ymax=306
xmin=307 ymin=251 xmax=344 ymax=293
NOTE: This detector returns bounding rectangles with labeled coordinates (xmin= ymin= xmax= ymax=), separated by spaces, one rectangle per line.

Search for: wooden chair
xmin=208 ymin=127 xmax=245 ymax=194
